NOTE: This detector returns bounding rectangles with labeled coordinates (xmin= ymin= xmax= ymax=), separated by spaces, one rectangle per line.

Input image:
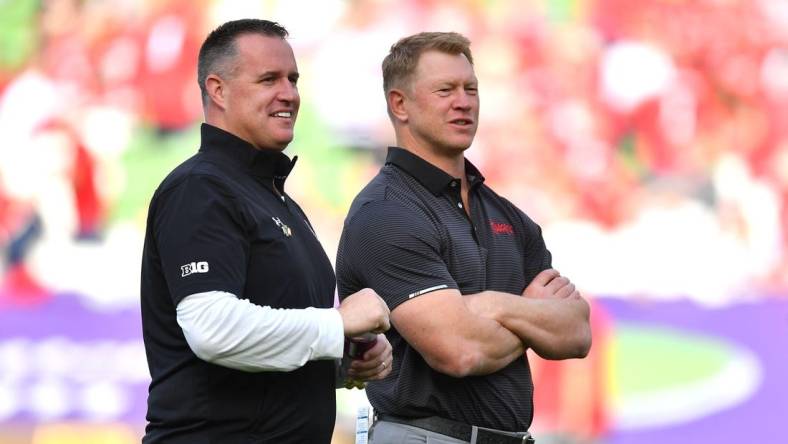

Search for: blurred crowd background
xmin=1 ymin=0 xmax=786 ymax=443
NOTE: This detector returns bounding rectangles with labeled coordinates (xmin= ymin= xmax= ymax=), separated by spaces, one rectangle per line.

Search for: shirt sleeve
xmin=177 ymin=291 xmax=345 ymax=372
xmin=152 ymin=174 xmax=249 ymax=305
xmin=514 ymin=206 xmax=553 ymax=279
xmin=336 ymin=199 xmax=458 ymax=310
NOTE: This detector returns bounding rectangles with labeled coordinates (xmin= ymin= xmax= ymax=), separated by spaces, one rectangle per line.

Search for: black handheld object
xmin=347 ymin=333 xmax=378 ymax=359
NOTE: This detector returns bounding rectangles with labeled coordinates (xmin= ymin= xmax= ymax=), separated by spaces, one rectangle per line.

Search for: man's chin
xmin=444 ymin=139 xmax=473 ymax=153
xmin=277 ymin=133 xmax=295 ymax=148
xmin=446 ymin=133 xmax=475 ymax=150
xmin=265 ymin=136 xmax=294 ymax=151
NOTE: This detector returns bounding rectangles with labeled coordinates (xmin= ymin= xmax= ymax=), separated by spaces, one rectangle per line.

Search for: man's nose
xmin=452 ymin=90 xmax=473 ymax=110
xmin=277 ymin=80 xmax=298 ymax=102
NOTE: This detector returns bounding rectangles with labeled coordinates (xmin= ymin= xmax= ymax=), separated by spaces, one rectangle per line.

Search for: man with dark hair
xmin=196 ymin=19 xmax=288 ymax=106
xmin=141 ymin=19 xmax=392 ymax=444
xmin=337 ymin=32 xmax=592 ymax=443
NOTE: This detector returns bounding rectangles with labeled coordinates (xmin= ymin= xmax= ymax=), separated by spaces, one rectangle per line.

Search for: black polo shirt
xmin=336 ymin=147 xmax=552 ymax=431
xmin=140 ymin=124 xmax=337 ymax=443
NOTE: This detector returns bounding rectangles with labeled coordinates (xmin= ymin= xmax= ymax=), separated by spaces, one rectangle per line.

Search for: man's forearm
xmin=464 ymin=317 xmax=525 ymax=375
xmin=391 ymin=289 xmax=525 ymax=377
xmin=177 ymin=291 xmax=345 ymax=372
xmin=468 ymin=291 xmax=591 ymax=360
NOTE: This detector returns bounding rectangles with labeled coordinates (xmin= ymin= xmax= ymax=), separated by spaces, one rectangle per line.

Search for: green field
xmin=612 ymin=323 xmax=730 ymax=395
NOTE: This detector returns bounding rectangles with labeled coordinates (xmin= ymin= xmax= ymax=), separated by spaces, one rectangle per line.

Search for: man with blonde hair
xmin=337 ymin=32 xmax=591 ymax=443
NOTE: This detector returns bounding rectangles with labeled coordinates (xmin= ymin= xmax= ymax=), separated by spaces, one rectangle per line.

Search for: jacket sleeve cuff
xmin=309 ymin=307 xmax=345 ymax=360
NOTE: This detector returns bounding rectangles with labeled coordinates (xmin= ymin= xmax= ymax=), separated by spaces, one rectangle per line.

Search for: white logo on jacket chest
xmin=272 ymin=217 xmax=292 ymax=237
xmin=181 ymin=261 xmax=209 ymax=277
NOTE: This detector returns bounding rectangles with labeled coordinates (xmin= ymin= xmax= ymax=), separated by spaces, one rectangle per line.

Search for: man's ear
xmin=387 ymin=89 xmax=408 ymax=124
xmin=205 ymin=74 xmax=226 ymax=109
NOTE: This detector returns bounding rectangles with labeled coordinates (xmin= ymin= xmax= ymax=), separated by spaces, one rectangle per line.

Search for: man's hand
xmin=338 ymin=288 xmax=391 ymax=337
xmin=465 ymin=269 xmax=581 ymax=320
xmin=523 ymin=269 xmax=579 ymax=299
xmin=346 ymin=333 xmax=393 ymax=384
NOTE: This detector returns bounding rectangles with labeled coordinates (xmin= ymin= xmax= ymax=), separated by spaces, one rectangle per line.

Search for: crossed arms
xmin=340 ymin=200 xmax=591 ymax=378
xmin=392 ymin=269 xmax=591 ymax=377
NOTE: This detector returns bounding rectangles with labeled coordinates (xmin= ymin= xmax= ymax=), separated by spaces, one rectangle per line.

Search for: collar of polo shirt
xmin=385 ymin=146 xmax=485 ymax=196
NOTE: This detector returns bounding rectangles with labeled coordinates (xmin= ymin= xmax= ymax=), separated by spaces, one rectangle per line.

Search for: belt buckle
xmin=475 ymin=427 xmax=534 ymax=444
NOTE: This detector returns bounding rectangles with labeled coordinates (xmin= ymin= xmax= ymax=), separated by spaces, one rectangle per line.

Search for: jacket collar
xmin=199 ymin=123 xmax=297 ymax=191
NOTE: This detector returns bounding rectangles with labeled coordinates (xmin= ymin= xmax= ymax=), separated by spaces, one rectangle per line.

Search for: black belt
xmin=376 ymin=414 xmax=535 ymax=444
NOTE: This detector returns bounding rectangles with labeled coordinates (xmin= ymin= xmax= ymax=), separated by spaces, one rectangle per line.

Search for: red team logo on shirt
xmin=489 ymin=220 xmax=514 ymax=235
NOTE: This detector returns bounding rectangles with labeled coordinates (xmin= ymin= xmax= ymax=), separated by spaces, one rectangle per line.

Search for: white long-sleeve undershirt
xmin=176 ymin=291 xmax=345 ymax=372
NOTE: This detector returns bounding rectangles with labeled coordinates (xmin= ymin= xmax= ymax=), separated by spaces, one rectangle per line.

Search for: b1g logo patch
xmin=181 ymin=261 xmax=209 ymax=277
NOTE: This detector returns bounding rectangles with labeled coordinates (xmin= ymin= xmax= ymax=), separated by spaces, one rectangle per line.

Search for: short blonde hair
xmin=382 ymin=32 xmax=473 ymax=93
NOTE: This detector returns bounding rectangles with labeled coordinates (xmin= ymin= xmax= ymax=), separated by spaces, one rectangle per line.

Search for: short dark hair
xmin=197 ymin=19 xmax=289 ymax=105
xmin=382 ymin=32 xmax=473 ymax=93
